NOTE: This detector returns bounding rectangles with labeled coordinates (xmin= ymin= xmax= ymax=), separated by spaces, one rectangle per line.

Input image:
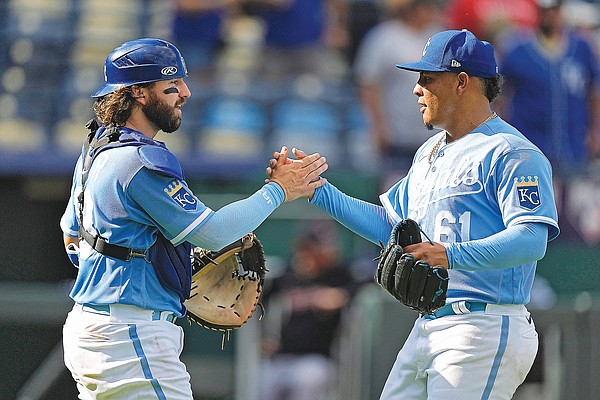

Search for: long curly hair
xmin=92 ymin=84 xmax=150 ymax=126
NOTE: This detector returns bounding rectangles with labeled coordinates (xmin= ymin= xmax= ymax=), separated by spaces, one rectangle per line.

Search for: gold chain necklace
xmin=427 ymin=112 xmax=497 ymax=164
xmin=427 ymin=135 xmax=445 ymax=164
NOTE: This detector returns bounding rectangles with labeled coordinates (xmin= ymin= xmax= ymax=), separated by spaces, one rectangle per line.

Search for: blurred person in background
xmin=243 ymin=0 xmax=349 ymax=82
xmin=444 ymin=0 xmax=538 ymax=43
xmin=260 ymin=220 xmax=360 ymax=400
xmin=353 ymin=0 xmax=442 ymax=179
xmin=170 ymin=0 xmax=238 ymax=80
xmin=344 ymin=0 xmax=382 ymax=67
xmin=561 ymin=0 xmax=600 ymax=53
xmin=498 ymin=0 xmax=600 ymax=174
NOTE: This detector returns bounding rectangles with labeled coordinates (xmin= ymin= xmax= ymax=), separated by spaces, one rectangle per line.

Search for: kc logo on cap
xmin=396 ymin=29 xmax=498 ymax=78
xmin=423 ymin=38 xmax=431 ymax=57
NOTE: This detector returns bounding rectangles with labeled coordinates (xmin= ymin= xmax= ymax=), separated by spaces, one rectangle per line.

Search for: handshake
xmin=265 ymin=146 xmax=328 ymax=202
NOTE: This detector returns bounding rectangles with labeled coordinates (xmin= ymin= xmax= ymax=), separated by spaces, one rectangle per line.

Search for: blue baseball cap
xmin=396 ymin=29 xmax=499 ymax=78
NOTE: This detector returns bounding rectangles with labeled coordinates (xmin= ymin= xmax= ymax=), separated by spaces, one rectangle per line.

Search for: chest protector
xmin=78 ymin=120 xmax=192 ymax=305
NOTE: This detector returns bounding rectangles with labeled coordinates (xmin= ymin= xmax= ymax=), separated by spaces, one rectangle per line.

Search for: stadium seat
xmin=271 ymin=96 xmax=343 ymax=166
xmin=0 ymin=117 xmax=46 ymax=152
xmin=196 ymin=95 xmax=268 ymax=159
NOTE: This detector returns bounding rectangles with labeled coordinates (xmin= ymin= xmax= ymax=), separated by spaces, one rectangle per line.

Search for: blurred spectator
xmin=353 ymin=0 xmax=442 ymax=176
xmin=562 ymin=0 xmax=600 ymax=52
xmin=345 ymin=0 xmax=382 ymax=67
xmin=244 ymin=0 xmax=349 ymax=82
xmin=259 ymin=220 xmax=360 ymax=400
xmin=498 ymin=0 xmax=600 ymax=174
xmin=444 ymin=0 xmax=538 ymax=43
xmin=170 ymin=0 xmax=238 ymax=79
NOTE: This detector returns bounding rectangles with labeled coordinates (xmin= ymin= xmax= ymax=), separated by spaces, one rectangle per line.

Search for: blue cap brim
xmin=396 ymin=61 xmax=448 ymax=73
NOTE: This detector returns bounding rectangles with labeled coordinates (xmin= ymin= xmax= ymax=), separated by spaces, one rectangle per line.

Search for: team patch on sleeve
xmin=514 ymin=176 xmax=541 ymax=211
xmin=164 ymin=180 xmax=198 ymax=211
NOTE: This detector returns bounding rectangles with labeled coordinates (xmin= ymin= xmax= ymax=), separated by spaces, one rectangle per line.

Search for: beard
xmin=425 ymin=123 xmax=434 ymax=131
xmin=142 ymin=93 xmax=182 ymax=133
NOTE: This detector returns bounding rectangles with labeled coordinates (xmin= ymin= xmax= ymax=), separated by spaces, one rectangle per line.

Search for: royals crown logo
xmin=164 ymin=179 xmax=197 ymax=211
xmin=514 ymin=176 xmax=539 ymax=187
xmin=164 ymin=180 xmax=183 ymax=196
xmin=514 ymin=175 xmax=541 ymax=211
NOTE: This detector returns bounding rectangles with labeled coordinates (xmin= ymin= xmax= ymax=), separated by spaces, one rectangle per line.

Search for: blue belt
xmin=422 ymin=301 xmax=487 ymax=320
xmin=80 ymin=303 xmax=177 ymax=323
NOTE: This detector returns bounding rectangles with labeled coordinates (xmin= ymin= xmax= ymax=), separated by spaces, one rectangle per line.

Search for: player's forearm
xmin=444 ymin=222 xmax=548 ymax=271
xmin=187 ymin=182 xmax=284 ymax=250
xmin=310 ymin=182 xmax=393 ymax=244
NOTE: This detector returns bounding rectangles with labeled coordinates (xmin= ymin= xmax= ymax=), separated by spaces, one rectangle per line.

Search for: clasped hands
xmin=265 ymin=146 xmax=327 ymax=202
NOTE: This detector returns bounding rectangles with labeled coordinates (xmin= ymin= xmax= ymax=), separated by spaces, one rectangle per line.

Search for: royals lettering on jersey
xmin=514 ymin=176 xmax=541 ymax=211
xmin=165 ymin=180 xmax=198 ymax=211
xmin=409 ymin=155 xmax=483 ymax=221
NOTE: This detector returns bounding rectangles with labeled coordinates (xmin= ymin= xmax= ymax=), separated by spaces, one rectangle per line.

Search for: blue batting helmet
xmin=92 ymin=38 xmax=188 ymax=98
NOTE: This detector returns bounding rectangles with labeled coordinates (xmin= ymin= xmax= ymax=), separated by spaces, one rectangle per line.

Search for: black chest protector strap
xmin=77 ymin=120 xmax=147 ymax=261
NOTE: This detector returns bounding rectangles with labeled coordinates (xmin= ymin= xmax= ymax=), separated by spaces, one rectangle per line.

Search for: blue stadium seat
xmin=196 ymin=94 xmax=268 ymax=160
xmin=2 ymin=0 xmax=77 ymax=145
xmin=271 ymin=97 xmax=343 ymax=166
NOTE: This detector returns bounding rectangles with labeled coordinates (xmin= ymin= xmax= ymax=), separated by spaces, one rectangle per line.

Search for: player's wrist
xmin=265 ymin=180 xmax=287 ymax=203
xmin=443 ymin=242 xmax=456 ymax=270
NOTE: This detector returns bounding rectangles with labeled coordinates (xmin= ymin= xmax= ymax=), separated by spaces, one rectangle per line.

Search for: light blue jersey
xmin=61 ymin=130 xmax=213 ymax=315
xmin=380 ymin=116 xmax=559 ymax=304
xmin=61 ymin=128 xmax=285 ymax=316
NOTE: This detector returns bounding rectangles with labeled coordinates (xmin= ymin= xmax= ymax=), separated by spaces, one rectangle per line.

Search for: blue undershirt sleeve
xmin=187 ymin=182 xmax=284 ymax=250
xmin=444 ymin=222 xmax=548 ymax=271
xmin=310 ymin=182 xmax=394 ymax=245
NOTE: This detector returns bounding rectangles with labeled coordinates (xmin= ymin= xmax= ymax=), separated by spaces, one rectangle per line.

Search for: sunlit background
xmin=2 ymin=0 xmax=600 ymax=399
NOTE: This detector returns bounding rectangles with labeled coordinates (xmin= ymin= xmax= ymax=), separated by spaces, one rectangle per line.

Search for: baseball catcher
xmin=185 ymin=233 xmax=267 ymax=332
xmin=376 ymin=219 xmax=448 ymax=314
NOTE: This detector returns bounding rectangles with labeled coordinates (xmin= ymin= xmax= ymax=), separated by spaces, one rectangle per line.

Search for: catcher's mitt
xmin=184 ymin=233 xmax=267 ymax=332
xmin=375 ymin=219 xmax=449 ymax=314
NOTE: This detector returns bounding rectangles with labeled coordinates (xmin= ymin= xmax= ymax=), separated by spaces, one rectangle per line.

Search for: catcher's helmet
xmin=92 ymin=38 xmax=188 ymax=98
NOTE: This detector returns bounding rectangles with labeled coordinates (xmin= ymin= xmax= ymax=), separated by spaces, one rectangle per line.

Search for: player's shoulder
xmin=483 ymin=118 xmax=546 ymax=158
xmin=136 ymin=144 xmax=184 ymax=180
xmin=102 ymin=129 xmax=185 ymax=180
